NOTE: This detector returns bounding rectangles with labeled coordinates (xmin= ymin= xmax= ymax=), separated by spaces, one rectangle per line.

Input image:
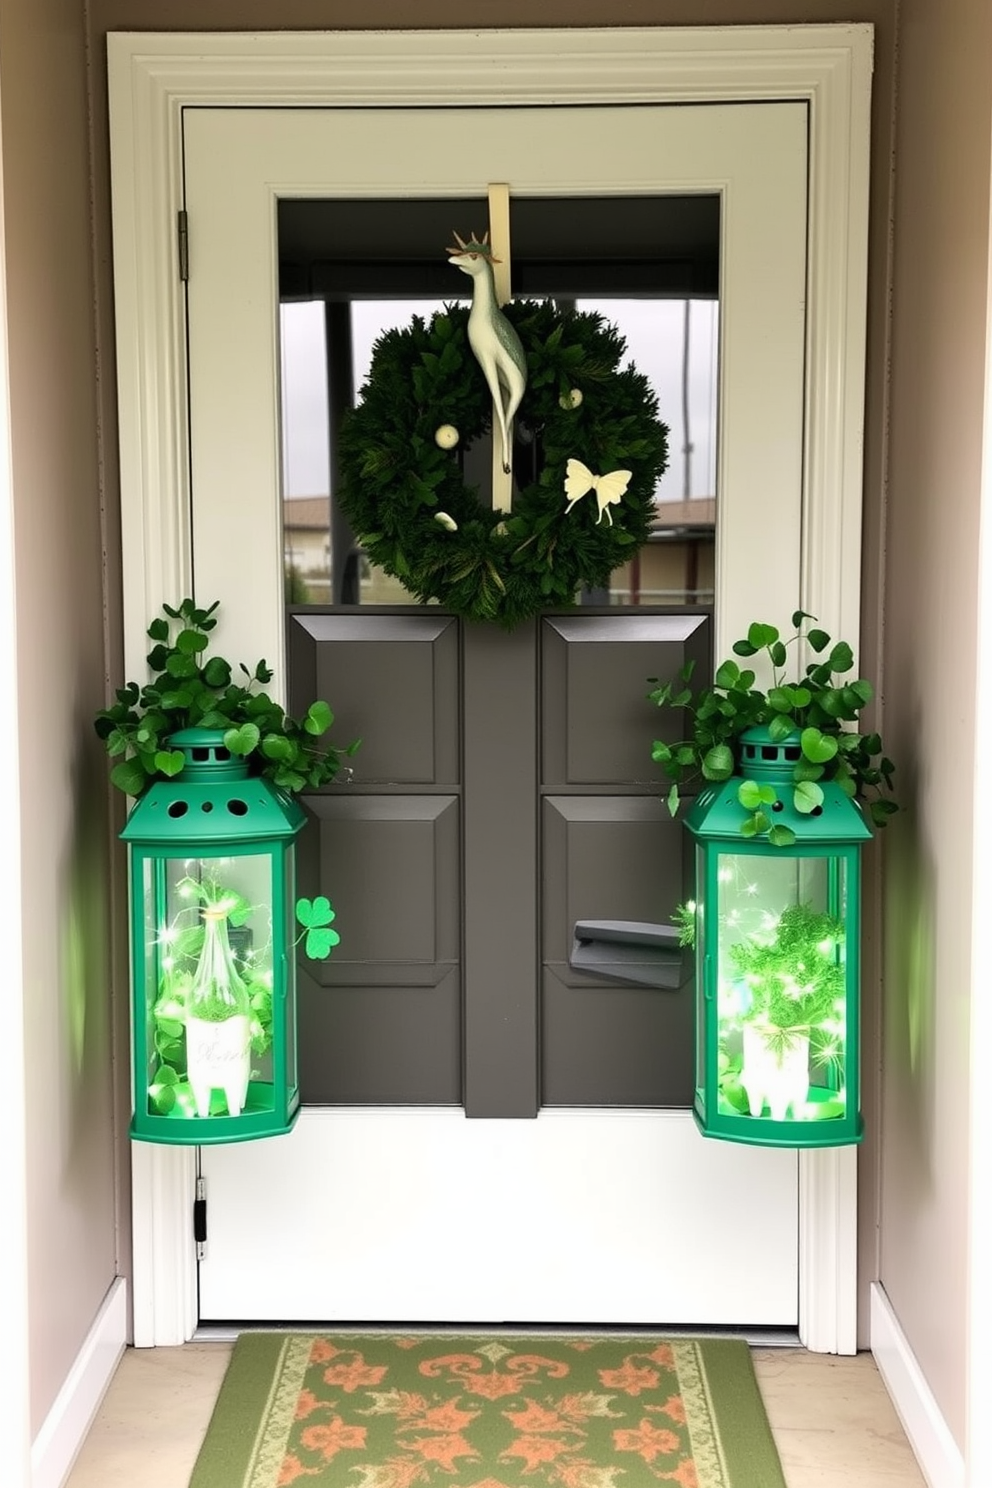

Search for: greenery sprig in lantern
xmin=652 ymin=614 xmax=898 ymax=1147
xmin=96 ymin=600 xmax=357 ymax=1144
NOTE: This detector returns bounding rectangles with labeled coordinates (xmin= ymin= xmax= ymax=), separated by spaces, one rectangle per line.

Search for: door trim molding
xmin=108 ymin=24 xmax=872 ymax=1350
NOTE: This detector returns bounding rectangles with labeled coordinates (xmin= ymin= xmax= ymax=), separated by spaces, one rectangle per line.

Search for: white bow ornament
xmin=563 ymin=458 xmax=632 ymax=526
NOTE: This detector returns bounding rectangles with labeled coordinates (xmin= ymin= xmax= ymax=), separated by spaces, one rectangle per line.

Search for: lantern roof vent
xmin=166 ymin=728 xmax=250 ymax=781
xmin=121 ymin=728 xmax=306 ymax=844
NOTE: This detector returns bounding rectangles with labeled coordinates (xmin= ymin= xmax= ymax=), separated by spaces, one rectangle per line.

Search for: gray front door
xmin=289 ymin=608 xmax=709 ymax=1116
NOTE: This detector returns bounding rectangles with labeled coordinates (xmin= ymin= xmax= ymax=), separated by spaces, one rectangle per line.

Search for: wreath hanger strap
xmin=487 ymin=182 xmax=514 ymax=514
xmin=487 ymin=182 xmax=511 ymax=306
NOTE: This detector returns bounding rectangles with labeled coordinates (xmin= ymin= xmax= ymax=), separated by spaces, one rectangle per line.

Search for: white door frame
xmin=107 ymin=24 xmax=873 ymax=1351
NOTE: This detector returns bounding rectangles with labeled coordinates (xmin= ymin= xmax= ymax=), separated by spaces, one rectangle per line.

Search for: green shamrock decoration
xmin=295 ymin=896 xmax=340 ymax=960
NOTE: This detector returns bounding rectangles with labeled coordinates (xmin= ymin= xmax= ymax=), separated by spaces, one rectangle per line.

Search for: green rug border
xmin=189 ymin=1331 xmax=787 ymax=1488
xmin=189 ymin=1332 xmax=285 ymax=1488
xmin=694 ymin=1337 xmax=788 ymax=1488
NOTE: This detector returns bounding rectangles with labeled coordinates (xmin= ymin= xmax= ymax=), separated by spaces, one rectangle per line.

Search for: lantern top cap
xmin=120 ymin=726 xmax=306 ymax=844
xmin=685 ymin=774 xmax=873 ymax=845
xmin=166 ymin=728 xmax=250 ymax=780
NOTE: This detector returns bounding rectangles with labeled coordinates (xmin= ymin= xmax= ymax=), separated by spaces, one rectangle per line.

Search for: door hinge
xmin=193 ymin=1175 xmax=207 ymax=1259
xmin=177 ymin=210 xmax=189 ymax=282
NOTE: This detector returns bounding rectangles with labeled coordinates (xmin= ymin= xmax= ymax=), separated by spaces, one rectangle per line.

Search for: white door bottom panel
xmin=199 ymin=1109 xmax=798 ymax=1324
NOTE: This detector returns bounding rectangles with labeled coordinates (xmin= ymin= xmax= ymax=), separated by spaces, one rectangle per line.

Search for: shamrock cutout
xmin=295 ymin=896 xmax=341 ymax=960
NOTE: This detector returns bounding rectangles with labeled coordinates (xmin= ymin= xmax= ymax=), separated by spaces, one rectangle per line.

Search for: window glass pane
xmin=281 ymin=302 xmax=331 ymax=603
xmin=278 ymin=196 xmax=719 ymax=611
xmin=575 ymin=297 xmax=718 ymax=605
xmin=350 ymin=299 xmax=450 ymax=604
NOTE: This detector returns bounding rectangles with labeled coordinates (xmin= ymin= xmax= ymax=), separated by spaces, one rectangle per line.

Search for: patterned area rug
xmin=189 ymin=1333 xmax=786 ymax=1488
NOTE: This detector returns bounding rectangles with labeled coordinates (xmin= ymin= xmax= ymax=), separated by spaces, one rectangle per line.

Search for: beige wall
xmin=13 ymin=0 xmax=987 ymax=1467
xmin=881 ymin=0 xmax=992 ymax=1450
xmin=0 ymin=0 xmax=124 ymax=1441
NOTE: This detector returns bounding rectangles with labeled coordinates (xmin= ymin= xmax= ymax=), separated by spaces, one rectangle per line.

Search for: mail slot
xmin=569 ymin=919 xmax=687 ymax=990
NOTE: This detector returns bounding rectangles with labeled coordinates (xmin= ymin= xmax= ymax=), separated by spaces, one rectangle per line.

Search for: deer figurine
xmin=447 ymin=231 xmax=528 ymax=475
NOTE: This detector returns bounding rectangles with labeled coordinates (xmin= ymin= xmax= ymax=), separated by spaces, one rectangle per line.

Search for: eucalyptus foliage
xmin=337 ymin=300 xmax=669 ymax=628
xmin=94 ymin=598 xmax=359 ymax=797
xmin=649 ymin=611 xmax=898 ymax=845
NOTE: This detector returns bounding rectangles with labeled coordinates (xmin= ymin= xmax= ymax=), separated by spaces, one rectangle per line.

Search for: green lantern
xmin=121 ymin=729 xmax=306 ymax=1144
xmin=686 ymin=728 xmax=870 ymax=1147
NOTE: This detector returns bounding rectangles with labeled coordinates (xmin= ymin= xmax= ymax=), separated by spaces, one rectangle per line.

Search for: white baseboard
xmin=870 ymin=1282 xmax=965 ymax=1488
xmin=31 ymin=1278 xmax=127 ymax=1488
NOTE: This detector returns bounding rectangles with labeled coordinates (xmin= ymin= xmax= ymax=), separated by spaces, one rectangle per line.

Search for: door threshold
xmin=192 ymin=1321 xmax=802 ymax=1348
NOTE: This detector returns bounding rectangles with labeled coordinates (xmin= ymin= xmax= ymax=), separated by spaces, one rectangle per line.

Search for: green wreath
xmin=337 ymin=299 xmax=669 ymax=628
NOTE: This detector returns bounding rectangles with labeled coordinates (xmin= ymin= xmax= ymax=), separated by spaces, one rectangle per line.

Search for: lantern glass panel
xmin=282 ymin=845 xmax=299 ymax=1102
xmin=139 ymin=857 xmax=161 ymax=1109
xmin=715 ymin=852 xmax=848 ymax=1126
xmin=694 ymin=844 xmax=706 ymax=1102
xmin=144 ymin=852 xmax=278 ymax=1124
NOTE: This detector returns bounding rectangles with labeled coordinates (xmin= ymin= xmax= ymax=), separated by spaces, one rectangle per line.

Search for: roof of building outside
xmin=652 ymin=496 xmax=715 ymax=528
xmin=284 ymin=496 xmax=330 ymax=530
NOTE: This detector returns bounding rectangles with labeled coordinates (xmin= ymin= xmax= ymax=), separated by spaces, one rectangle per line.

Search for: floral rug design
xmin=190 ymin=1334 xmax=786 ymax=1488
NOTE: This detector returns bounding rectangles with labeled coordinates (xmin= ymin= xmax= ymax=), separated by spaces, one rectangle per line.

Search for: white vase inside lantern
xmin=185 ymin=901 xmax=252 ymax=1118
xmin=741 ymin=1023 xmax=810 ymax=1121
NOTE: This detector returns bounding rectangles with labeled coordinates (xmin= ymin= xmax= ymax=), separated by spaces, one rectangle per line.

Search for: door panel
xmin=539 ymin=610 xmax=706 ymax=1105
xmin=541 ymin=614 xmax=709 ymax=785
xmin=290 ymin=610 xmax=462 ymax=1103
xmin=541 ymin=797 xmax=694 ymax=1106
xmin=289 ymin=612 xmax=460 ymax=784
xmin=297 ymin=796 xmax=462 ymax=1099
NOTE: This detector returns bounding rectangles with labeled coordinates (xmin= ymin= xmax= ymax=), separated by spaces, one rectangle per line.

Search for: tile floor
xmin=63 ymin=1338 xmax=928 ymax=1487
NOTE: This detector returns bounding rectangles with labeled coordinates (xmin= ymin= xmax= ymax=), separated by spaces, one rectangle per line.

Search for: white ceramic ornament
xmin=446 ymin=231 xmax=528 ymax=476
xmin=435 ymin=424 xmax=460 ymax=450
xmin=559 ymin=388 xmax=584 ymax=409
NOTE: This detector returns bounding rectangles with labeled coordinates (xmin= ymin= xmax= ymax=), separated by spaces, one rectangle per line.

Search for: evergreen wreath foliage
xmin=337 ymin=300 xmax=669 ymax=628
